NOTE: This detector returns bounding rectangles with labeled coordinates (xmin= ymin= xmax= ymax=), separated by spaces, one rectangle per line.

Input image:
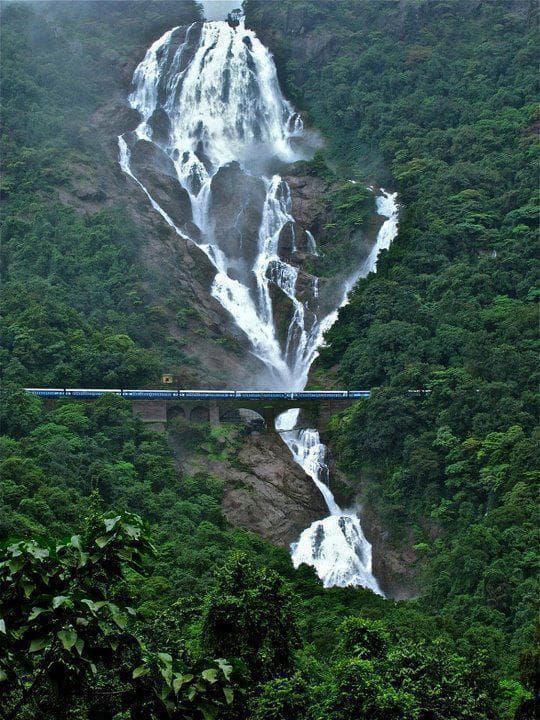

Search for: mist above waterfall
xmin=200 ymin=1 xmax=242 ymax=22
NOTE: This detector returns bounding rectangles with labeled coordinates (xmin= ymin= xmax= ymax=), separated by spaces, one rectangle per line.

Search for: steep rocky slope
xmin=169 ymin=422 xmax=327 ymax=547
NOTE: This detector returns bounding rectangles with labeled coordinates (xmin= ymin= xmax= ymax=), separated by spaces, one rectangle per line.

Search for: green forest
xmin=1 ymin=0 xmax=538 ymax=718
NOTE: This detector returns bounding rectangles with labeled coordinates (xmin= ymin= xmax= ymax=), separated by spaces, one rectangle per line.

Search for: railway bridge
xmin=25 ymin=388 xmax=373 ymax=432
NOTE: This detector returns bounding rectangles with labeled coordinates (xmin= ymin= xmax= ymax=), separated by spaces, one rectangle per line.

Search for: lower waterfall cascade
xmin=119 ymin=16 xmax=399 ymax=591
xmin=276 ymin=193 xmax=398 ymax=593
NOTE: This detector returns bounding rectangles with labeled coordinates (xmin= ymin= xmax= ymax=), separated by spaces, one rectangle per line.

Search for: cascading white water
xmin=278 ymin=414 xmax=382 ymax=592
xmin=277 ymin=193 xmax=398 ymax=592
xmin=119 ymin=19 xmax=314 ymax=387
xmin=119 ymin=16 xmax=399 ymax=592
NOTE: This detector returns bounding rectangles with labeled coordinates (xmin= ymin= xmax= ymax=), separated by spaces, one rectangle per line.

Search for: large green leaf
xmin=75 ymin=638 xmax=85 ymax=656
xmin=200 ymin=703 xmax=217 ymax=720
xmin=201 ymin=668 xmax=218 ymax=684
xmin=216 ymin=658 xmax=233 ymax=680
xmin=52 ymin=595 xmax=71 ymax=609
xmin=57 ymin=628 xmax=78 ymax=651
xmin=112 ymin=613 xmax=127 ymax=629
xmin=28 ymin=607 xmax=47 ymax=621
xmin=104 ymin=516 xmax=121 ymax=532
xmin=22 ymin=582 xmax=36 ymax=598
xmin=132 ymin=664 xmax=150 ymax=679
xmin=173 ymin=673 xmax=194 ymax=694
xmin=122 ymin=523 xmax=141 ymax=539
xmin=29 ymin=637 xmax=48 ymax=652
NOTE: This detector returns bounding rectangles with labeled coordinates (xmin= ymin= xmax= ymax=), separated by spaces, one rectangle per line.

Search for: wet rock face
xmin=128 ymin=138 xmax=195 ymax=234
xmin=277 ymin=220 xmax=296 ymax=258
xmin=209 ymin=162 xmax=267 ymax=274
xmin=285 ymin=174 xmax=331 ymax=241
xmin=358 ymin=503 xmax=420 ymax=601
xmin=112 ymin=104 xmax=142 ymax=136
xmin=267 ymin=282 xmax=296 ymax=350
xmin=129 ymin=137 xmax=177 ymax=178
xmin=216 ymin=432 xmax=328 ymax=547
xmin=147 ymin=108 xmax=171 ymax=145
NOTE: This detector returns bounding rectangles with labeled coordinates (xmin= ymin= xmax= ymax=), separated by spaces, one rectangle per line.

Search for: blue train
xmin=24 ymin=388 xmax=373 ymax=400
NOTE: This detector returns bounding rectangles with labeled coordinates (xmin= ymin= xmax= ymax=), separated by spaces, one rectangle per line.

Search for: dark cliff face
xmin=209 ymin=162 xmax=267 ymax=275
xmin=219 ymin=432 xmax=328 ymax=547
xmin=128 ymin=138 xmax=195 ymax=234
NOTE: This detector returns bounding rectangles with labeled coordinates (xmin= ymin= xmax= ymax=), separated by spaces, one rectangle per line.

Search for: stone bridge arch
xmin=167 ymin=405 xmax=187 ymax=422
xmin=133 ymin=395 xmax=360 ymax=434
xmin=190 ymin=405 xmax=210 ymax=423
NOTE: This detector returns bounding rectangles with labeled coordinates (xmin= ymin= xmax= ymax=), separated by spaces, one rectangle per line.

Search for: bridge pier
xmin=262 ymin=406 xmax=276 ymax=432
xmin=318 ymin=401 xmax=337 ymax=433
xmin=209 ymin=402 xmax=220 ymax=427
xmin=132 ymin=400 xmax=167 ymax=433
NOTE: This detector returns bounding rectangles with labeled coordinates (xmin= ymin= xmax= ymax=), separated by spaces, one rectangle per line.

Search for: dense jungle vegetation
xmin=1 ymin=0 xmax=538 ymax=718
xmin=0 ymin=0 xmax=205 ymax=389
xmin=246 ymin=0 xmax=539 ymax=709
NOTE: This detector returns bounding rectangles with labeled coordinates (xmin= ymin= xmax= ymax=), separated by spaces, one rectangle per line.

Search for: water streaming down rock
xmin=277 ymin=411 xmax=382 ymax=592
xmin=119 ymin=17 xmax=399 ymax=591
xmin=119 ymin=19 xmax=320 ymax=387
xmin=276 ymin=193 xmax=398 ymax=592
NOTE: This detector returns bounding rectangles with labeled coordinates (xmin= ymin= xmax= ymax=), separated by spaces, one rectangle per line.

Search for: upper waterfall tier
xmin=119 ymin=20 xmax=329 ymax=388
xmin=130 ymin=21 xmax=305 ymax=184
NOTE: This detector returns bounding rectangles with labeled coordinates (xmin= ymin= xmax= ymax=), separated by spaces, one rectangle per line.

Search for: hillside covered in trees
xmin=1 ymin=1 xmax=538 ymax=718
xmin=246 ymin=0 xmax=539 ymax=705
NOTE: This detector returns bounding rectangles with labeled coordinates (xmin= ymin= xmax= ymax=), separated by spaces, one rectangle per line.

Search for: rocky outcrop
xmin=209 ymin=162 xmax=267 ymax=277
xmin=359 ymin=502 xmax=419 ymax=600
xmin=285 ymin=174 xmax=330 ymax=237
xmin=212 ymin=432 xmax=327 ymax=547
xmin=276 ymin=174 xmax=332 ymax=265
xmin=128 ymin=137 xmax=196 ymax=236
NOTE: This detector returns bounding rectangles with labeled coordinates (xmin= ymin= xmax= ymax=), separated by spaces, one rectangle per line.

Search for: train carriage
xmin=23 ymin=388 xmax=374 ymax=401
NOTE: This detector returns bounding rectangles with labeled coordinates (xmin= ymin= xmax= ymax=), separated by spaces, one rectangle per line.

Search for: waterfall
xmin=277 ymin=191 xmax=398 ymax=592
xmin=119 ymin=19 xmax=320 ymax=387
xmin=278 ymin=413 xmax=382 ymax=592
xmin=119 ymin=18 xmax=399 ymax=591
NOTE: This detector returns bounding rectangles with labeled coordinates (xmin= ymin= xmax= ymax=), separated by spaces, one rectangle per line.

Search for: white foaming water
xmin=278 ymin=416 xmax=383 ymax=592
xmin=338 ymin=188 xmax=399 ymax=307
xmin=120 ymin=20 xmax=321 ymax=387
xmin=277 ymin=193 xmax=398 ymax=592
xmin=119 ymin=18 xmax=399 ymax=590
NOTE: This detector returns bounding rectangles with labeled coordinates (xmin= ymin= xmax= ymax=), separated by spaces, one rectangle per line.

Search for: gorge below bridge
xmin=25 ymin=389 xmax=373 ymax=433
